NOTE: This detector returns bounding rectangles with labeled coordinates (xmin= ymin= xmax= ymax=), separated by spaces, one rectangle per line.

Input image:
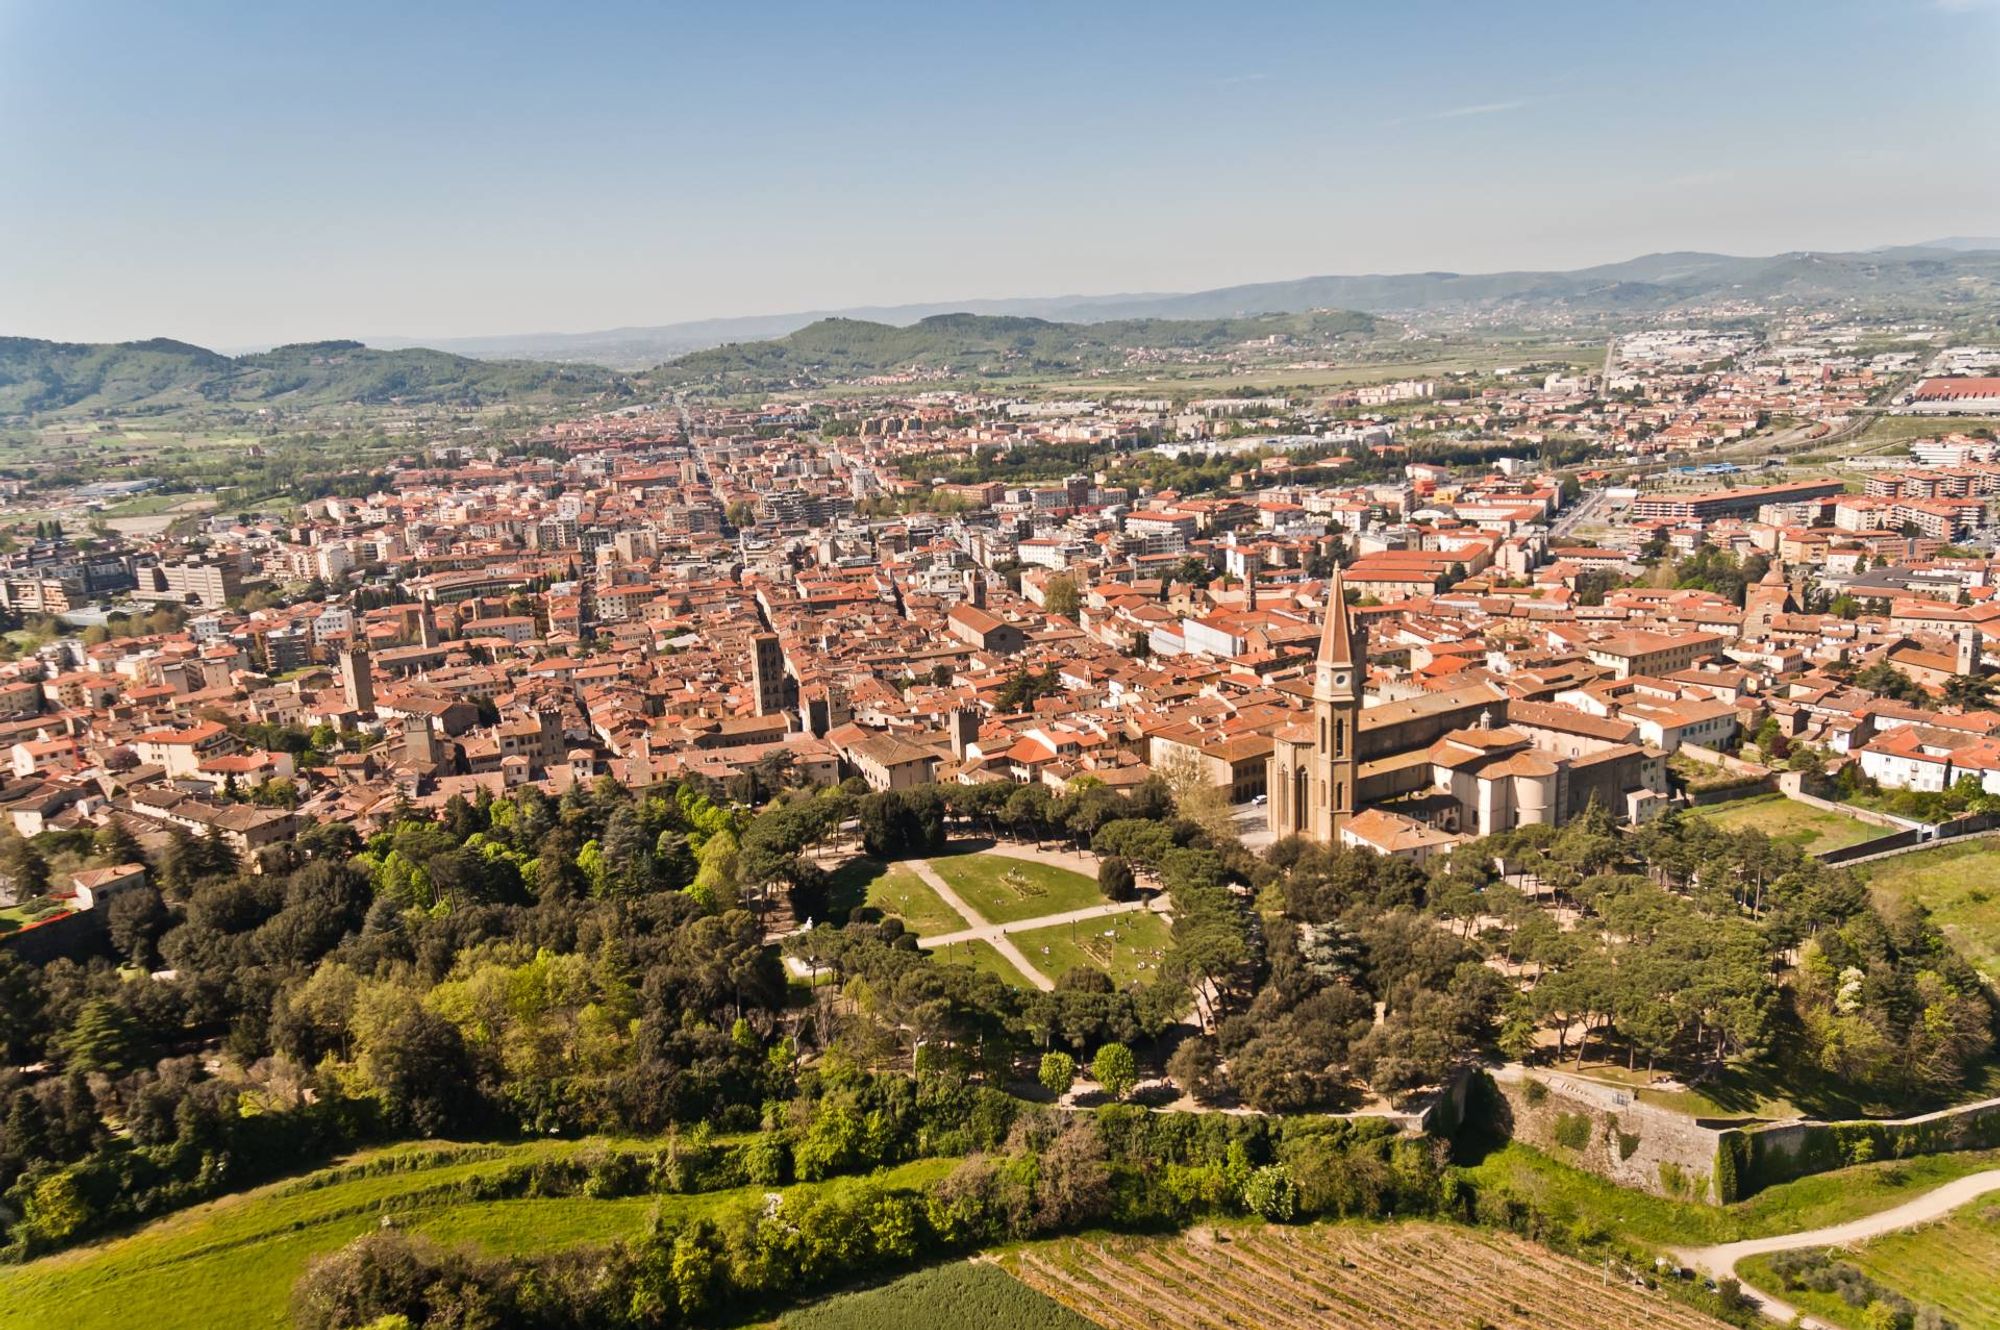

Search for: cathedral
xmin=1268 ymin=573 xmax=1671 ymax=851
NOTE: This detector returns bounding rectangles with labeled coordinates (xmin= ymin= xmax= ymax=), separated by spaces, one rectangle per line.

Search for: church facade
xmin=1269 ymin=575 xmax=1672 ymax=849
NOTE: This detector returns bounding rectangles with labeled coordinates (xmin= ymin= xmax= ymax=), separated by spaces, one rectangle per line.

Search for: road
xmin=1676 ymin=1167 xmax=2000 ymax=1327
xmin=1550 ymin=485 xmax=1613 ymax=540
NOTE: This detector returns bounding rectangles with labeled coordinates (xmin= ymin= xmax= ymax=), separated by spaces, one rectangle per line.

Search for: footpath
xmin=1676 ymin=1168 xmax=2000 ymax=1327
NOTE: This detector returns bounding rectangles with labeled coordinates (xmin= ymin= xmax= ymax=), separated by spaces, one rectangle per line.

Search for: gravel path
xmin=1677 ymin=1168 xmax=2000 ymax=1327
xmin=906 ymin=858 xmax=1055 ymax=991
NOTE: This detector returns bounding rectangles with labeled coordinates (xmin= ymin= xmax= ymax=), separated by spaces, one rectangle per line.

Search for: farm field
xmin=928 ymin=935 xmax=1030 ymax=984
xmin=1689 ymin=793 xmax=1887 ymax=853
xmin=1861 ymin=840 xmax=2000 ymax=978
xmin=1014 ymin=909 xmax=1172 ymax=987
xmin=783 ymin=1260 xmax=1097 ymax=1330
xmin=0 ymin=1139 xmax=953 ymax=1330
xmin=1009 ymin=1222 xmax=1731 ymax=1330
xmin=929 ymin=852 xmax=1102 ymax=924
xmin=1739 ymin=1188 xmax=2000 ymax=1330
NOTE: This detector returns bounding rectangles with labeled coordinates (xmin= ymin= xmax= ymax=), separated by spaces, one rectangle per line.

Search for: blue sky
xmin=2 ymin=0 xmax=1996 ymax=347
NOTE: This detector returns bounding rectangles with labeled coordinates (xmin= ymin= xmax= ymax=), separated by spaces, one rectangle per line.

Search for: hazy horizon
xmin=4 ymin=0 xmax=1997 ymax=348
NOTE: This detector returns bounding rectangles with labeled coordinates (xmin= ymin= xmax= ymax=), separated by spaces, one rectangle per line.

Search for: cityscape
xmin=1 ymin=4 xmax=1999 ymax=1330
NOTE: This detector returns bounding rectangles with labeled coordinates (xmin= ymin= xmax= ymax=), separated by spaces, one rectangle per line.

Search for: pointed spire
xmin=1318 ymin=568 xmax=1355 ymax=667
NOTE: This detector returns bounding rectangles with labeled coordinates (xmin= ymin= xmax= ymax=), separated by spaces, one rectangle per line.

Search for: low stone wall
xmin=1477 ymin=1069 xmax=2000 ymax=1203
xmin=1781 ymin=784 xmax=1919 ymax=832
xmin=1489 ymin=1067 xmax=1728 ymax=1203
xmin=0 ymin=908 xmax=107 ymax=964
xmin=1684 ymin=778 xmax=1778 ymax=807
xmin=1721 ymin=1095 xmax=2000 ymax=1198
xmin=1679 ymin=744 xmax=1770 ymax=779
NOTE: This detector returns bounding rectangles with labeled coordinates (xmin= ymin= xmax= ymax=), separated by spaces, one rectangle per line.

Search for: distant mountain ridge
xmin=374 ymin=241 xmax=2000 ymax=368
xmin=0 ymin=338 xmax=623 ymax=416
xmin=653 ymin=309 xmax=1380 ymax=388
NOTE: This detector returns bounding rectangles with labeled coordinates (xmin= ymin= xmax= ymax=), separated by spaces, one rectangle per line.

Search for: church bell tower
xmin=1311 ymin=570 xmax=1362 ymax=839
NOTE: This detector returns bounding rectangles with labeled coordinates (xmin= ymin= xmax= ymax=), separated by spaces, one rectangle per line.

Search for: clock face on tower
xmin=1332 ymin=672 xmax=1349 ymax=689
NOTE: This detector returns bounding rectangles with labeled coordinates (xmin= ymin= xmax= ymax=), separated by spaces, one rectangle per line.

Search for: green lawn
xmin=0 ymin=1140 xmax=956 ymax=1330
xmin=829 ymin=856 xmax=971 ymax=935
xmin=868 ymin=868 xmax=971 ymax=937
xmin=1848 ymin=414 xmax=1998 ymax=454
xmin=783 ymin=1260 xmax=1097 ymax=1330
xmin=927 ymin=852 xmax=1102 ymax=925
xmin=1740 ymin=1189 xmax=2000 ymax=1329
xmin=1013 ymin=910 xmax=1172 ymax=988
xmin=927 ymin=936 xmax=1033 ymax=985
xmin=1460 ymin=1143 xmax=2000 ymax=1253
xmin=1689 ymin=793 xmax=1887 ymax=854
xmin=1862 ymin=840 xmax=2000 ymax=978
xmin=0 ymin=901 xmax=72 ymax=930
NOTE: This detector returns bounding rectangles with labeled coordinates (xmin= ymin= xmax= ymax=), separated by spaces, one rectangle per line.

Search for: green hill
xmin=0 ymin=337 xmax=625 ymax=415
xmin=656 ymin=309 xmax=1380 ymax=387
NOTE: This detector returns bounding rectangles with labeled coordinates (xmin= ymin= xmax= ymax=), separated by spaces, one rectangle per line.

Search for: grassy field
xmin=929 ymin=852 xmax=1102 ymax=925
xmin=1459 ymin=1143 xmax=2000 ymax=1252
xmin=0 ymin=1140 xmax=955 ymax=1330
xmin=1846 ymin=414 xmax=1997 ymax=453
xmin=1739 ymin=1189 xmax=2000 ymax=1329
xmin=1689 ymin=793 xmax=1887 ymax=853
xmin=1014 ymin=910 xmax=1172 ymax=987
xmin=928 ymin=936 xmax=1032 ymax=984
xmin=1009 ymin=1222 xmax=1732 ymax=1330
xmin=783 ymin=1260 xmax=1097 ymax=1330
xmin=836 ymin=859 xmax=969 ymax=936
xmin=1861 ymin=840 xmax=2000 ymax=978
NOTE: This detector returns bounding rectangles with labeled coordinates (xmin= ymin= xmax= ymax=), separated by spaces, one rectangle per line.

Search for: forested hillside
xmin=0 ymin=338 xmax=626 ymax=415
xmin=656 ymin=310 xmax=1380 ymax=387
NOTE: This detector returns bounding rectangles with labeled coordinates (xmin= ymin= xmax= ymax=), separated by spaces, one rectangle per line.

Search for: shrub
xmin=1241 ymin=1164 xmax=1298 ymax=1222
xmin=1098 ymin=856 xmax=1137 ymax=902
xmin=1038 ymin=1051 xmax=1076 ymax=1099
xmin=1523 ymin=1079 xmax=1549 ymax=1106
xmin=1552 ymin=1112 xmax=1592 ymax=1151
xmin=1091 ymin=1043 xmax=1137 ymax=1101
xmin=746 ymin=1132 xmax=791 ymax=1185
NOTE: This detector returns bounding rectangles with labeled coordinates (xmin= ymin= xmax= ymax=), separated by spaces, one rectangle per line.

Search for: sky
xmin=2 ymin=0 xmax=1997 ymax=348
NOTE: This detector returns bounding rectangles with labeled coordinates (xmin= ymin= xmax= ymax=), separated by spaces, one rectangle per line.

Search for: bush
xmin=1523 ymin=1079 xmax=1549 ymax=1106
xmin=1552 ymin=1112 xmax=1592 ymax=1151
xmin=1242 ymin=1164 xmax=1298 ymax=1222
xmin=292 ymin=1232 xmax=519 ymax=1330
xmin=1091 ymin=1043 xmax=1137 ymax=1101
xmin=1038 ymin=1051 xmax=1076 ymax=1099
xmin=746 ymin=1132 xmax=792 ymax=1185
